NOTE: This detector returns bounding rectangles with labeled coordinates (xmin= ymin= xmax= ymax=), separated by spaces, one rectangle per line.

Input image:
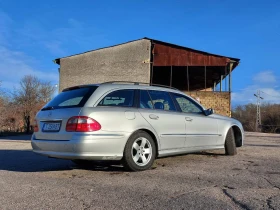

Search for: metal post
xmin=187 ymin=66 xmax=189 ymax=91
xmin=254 ymin=90 xmax=264 ymax=132
xmin=224 ymin=65 xmax=227 ymax=91
xmin=229 ymin=63 xmax=233 ymax=92
xmin=150 ymin=42 xmax=154 ymax=85
xmin=220 ymin=75 xmax=223 ymax=92
xmin=150 ymin=64 xmax=153 ymax=85
xmin=213 ymin=82 xmax=216 ymax=91
xmin=170 ymin=66 xmax=172 ymax=87
xmin=204 ymin=66 xmax=207 ymax=91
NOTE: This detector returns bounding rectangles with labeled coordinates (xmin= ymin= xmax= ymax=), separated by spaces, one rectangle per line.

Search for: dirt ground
xmin=0 ymin=132 xmax=279 ymax=210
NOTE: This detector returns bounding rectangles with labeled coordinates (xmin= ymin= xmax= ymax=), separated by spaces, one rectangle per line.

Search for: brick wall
xmin=184 ymin=91 xmax=231 ymax=117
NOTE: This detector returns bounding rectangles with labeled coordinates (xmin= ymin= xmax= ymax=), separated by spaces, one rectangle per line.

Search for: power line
xmin=260 ymin=91 xmax=280 ymax=98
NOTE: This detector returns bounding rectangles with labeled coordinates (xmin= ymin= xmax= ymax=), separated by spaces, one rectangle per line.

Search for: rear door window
xmin=139 ymin=90 xmax=153 ymax=109
xmin=148 ymin=90 xmax=176 ymax=111
xmin=42 ymin=86 xmax=97 ymax=110
xmin=98 ymin=89 xmax=135 ymax=107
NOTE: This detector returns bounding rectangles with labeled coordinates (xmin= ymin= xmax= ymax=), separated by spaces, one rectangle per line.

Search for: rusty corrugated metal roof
xmin=153 ymin=42 xmax=230 ymax=66
xmin=54 ymin=37 xmax=240 ymax=65
xmin=146 ymin=37 xmax=239 ymax=63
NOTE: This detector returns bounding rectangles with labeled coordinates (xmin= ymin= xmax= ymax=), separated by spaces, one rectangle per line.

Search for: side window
xmin=139 ymin=90 xmax=153 ymax=109
xmin=148 ymin=90 xmax=176 ymax=111
xmin=173 ymin=93 xmax=202 ymax=113
xmin=98 ymin=89 xmax=135 ymax=107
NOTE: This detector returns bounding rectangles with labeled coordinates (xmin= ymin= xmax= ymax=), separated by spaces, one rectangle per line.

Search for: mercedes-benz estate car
xmin=31 ymin=82 xmax=244 ymax=171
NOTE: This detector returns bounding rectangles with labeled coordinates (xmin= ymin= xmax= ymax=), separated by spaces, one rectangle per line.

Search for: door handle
xmin=149 ymin=114 xmax=159 ymax=120
xmin=185 ymin=117 xmax=193 ymax=122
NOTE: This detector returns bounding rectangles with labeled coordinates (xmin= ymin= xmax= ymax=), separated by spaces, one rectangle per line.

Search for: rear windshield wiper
xmin=41 ymin=106 xmax=55 ymax=111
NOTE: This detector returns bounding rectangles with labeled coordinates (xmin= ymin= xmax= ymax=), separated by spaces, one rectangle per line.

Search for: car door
xmin=138 ymin=90 xmax=186 ymax=150
xmin=171 ymin=93 xmax=219 ymax=148
xmin=90 ymin=89 xmax=139 ymax=132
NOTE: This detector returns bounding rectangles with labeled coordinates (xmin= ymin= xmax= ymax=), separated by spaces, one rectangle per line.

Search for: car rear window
xmin=98 ymin=89 xmax=135 ymax=107
xmin=42 ymin=86 xmax=98 ymax=110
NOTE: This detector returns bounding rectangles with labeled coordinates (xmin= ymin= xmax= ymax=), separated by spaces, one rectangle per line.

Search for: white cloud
xmin=0 ymin=11 xmax=58 ymax=91
xmin=253 ymin=71 xmax=277 ymax=83
xmin=0 ymin=46 xmax=58 ymax=91
xmin=15 ymin=17 xmax=106 ymax=57
xmin=232 ymin=70 xmax=280 ymax=105
xmin=232 ymin=84 xmax=280 ymax=105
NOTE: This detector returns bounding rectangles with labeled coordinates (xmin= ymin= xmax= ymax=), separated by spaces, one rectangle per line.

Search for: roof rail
xmin=101 ymin=81 xmax=179 ymax=90
xmin=151 ymin=84 xmax=179 ymax=90
xmin=102 ymin=81 xmax=150 ymax=85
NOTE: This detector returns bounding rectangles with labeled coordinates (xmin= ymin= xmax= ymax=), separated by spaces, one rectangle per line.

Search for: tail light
xmin=66 ymin=116 xmax=101 ymax=132
xmin=34 ymin=119 xmax=39 ymax=132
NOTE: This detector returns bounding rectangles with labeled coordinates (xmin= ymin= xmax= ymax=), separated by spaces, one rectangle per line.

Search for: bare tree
xmin=0 ymin=82 xmax=17 ymax=132
xmin=39 ymin=81 xmax=57 ymax=103
xmin=13 ymin=75 xmax=56 ymax=133
xmin=0 ymin=82 xmax=4 ymax=130
xmin=232 ymin=103 xmax=280 ymax=133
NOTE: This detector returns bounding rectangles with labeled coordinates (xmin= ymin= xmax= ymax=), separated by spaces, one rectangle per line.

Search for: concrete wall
xmin=59 ymin=39 xmax=151 ymax=91
xmin=185 ymin=91 xmax=231 ymax=117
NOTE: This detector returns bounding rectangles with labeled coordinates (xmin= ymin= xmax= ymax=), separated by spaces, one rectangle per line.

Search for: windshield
xmin=42 ymin=86 xmax=98 ymax=110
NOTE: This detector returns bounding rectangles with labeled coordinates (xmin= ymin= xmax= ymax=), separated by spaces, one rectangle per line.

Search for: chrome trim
xmin=186 ymin=134 xmax=221 ymax=136
xmin=74 ymin=133 xmax=124 ymax=137
xmin=161 ymin=134 xmax=221 ymax=136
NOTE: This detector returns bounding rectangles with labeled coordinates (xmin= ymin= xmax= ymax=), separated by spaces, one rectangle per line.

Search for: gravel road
xmin=0 ymin=132 xmax=279 ymax=210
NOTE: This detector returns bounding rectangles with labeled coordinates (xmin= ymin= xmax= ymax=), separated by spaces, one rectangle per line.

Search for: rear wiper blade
xmin=41 ymin=106 xmax=55 ymax=111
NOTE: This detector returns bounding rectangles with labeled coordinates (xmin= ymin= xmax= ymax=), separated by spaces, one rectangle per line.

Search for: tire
xmin=225 ymin=128 xmax=237 ymax=156
xmin=122 ymin=131 xmax=156 ymax=171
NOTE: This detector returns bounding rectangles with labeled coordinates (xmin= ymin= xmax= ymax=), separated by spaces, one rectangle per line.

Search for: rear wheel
xmin=225 ymin=128 xmax=237 ymax=156
xmin=122 ymin=131 xmax=156 ymax=171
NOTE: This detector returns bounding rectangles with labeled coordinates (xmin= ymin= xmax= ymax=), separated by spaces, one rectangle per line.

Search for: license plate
xmin=42 ymin=122 xmax=61 ymax=132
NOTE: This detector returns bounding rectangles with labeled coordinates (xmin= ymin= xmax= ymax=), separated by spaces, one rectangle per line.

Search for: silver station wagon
xmin=32 ymin=82 xmax=244 ymax=171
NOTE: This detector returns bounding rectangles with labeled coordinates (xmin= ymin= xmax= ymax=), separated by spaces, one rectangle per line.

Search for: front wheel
xmin=122 ymin=131 xmax=156 ymax=171
xmin=225 ymin=128 xmax=237 ymax=156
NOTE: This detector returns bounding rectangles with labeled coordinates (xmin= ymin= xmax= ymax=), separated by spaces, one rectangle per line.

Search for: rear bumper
xmin=31 ymin=132 xmax=130 ymax=160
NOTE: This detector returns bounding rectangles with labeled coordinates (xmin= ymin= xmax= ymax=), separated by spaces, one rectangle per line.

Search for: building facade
xmin=54 ymin=38 xmax=240 ymax=116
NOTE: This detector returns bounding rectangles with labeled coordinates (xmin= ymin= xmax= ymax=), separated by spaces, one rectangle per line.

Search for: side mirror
xmin=204 ymin=108 xmax=214 ymax=116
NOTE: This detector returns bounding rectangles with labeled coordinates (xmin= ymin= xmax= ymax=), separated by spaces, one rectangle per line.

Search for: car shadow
xmin=0 ymin=149 xmax=125 ymax=173
xmin=246 ymin=144 xmax=280 ymax=148
xmin=193 ymin=151 xmax=226 ymax=157
xmin=156 ymin=151 xmax=226 ymax=160
xmin=246 ymin=135 xmax=280 ymax=139
xmin=0 ymin=135 xmax=32 ymax=141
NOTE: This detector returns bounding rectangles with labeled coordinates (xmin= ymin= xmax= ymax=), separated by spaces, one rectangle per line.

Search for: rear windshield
xmin=42 ymin=86 xmax=98 ymax=110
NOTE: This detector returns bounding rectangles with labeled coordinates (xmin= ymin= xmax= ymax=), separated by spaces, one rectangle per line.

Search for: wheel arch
xmin=127 ymin=128 xmax=160 ymax=158
xmin=231 ymin=125 xmax=243 ymax=147
xmin=222 ymin=124 xmax=244 ymax=147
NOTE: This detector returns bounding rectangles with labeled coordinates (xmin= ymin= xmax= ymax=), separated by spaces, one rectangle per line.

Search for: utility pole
xmin=254 ymin=90 xmax=264 ymax=132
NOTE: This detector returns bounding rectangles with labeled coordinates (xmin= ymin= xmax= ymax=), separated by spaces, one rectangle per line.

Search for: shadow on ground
xmin=246 ymin=144 xmax=280 ymax=148
xmin=0 ymin=135 xmax=32 ymax=140
xmin=0 ymin=149 xmax=124 ymax=173
xmin=246 ymin=135 xmax=280 ymax=139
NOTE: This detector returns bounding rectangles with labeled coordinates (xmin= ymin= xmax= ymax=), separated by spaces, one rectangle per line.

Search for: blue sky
xmin=0 ymin=0 xmax=280 ymax=105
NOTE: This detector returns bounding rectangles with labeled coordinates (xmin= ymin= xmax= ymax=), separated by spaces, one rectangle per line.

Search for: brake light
xmin=34 ymin=119 xmax=39 ymax=132
xmin=66 ymin=116 xmax=101 ymax=132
